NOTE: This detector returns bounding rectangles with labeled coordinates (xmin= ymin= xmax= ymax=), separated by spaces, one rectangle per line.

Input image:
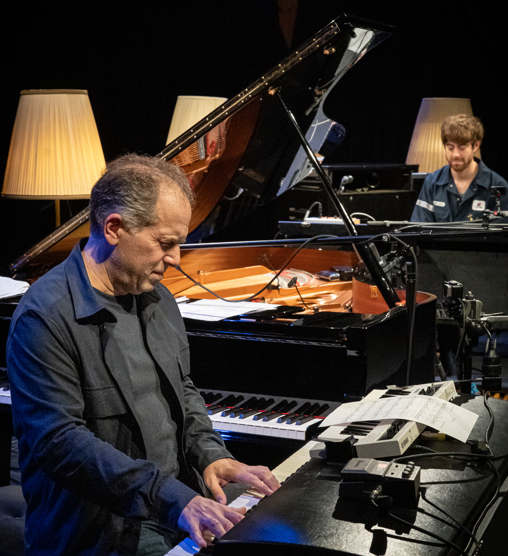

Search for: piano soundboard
xmin=313 ymin=381 xmax=457 ymax=459
xmin=199 ymin=389 xmax=341 ymax=441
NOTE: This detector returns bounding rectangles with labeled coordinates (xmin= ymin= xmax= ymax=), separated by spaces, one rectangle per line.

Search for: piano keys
xmin=199 ymin=389 xmax=340 ymax=441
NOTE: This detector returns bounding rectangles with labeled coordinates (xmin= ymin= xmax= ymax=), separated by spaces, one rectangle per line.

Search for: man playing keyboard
xmin=7 ymin=154 xmax=280 ymax=556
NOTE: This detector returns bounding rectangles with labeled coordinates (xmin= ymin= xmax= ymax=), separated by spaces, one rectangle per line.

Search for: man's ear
xmin=473 ymin=141 xmax=481 ymax=153
xmin=103 ymin=213 xmax=125 ymax=246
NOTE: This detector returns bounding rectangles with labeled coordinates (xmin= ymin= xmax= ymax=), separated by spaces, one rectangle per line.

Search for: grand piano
xmin=1 ymin=14 xmax=437 ymax=471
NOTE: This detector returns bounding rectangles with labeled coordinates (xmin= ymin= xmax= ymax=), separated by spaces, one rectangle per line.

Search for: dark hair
xmin=441 ymin=114 xmax=484 ymax=146
xmin=90 ymin=153 xmax=195 ymax=237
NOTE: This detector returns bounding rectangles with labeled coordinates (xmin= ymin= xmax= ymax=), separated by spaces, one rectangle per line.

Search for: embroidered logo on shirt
xmin=472 ymin=200 xmax=486 ymax=211
xmin=433 ymin=200 xmax=445 ymax=207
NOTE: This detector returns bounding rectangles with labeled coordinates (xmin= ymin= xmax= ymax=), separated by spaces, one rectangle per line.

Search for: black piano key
xmin=266 ymin=400 xmax=289 ymax=414
xmin=249 ymin=398 xmax=276 ymax=420
xmin=208 ymin=394 xmax=243 ymax=415
xmin=280 ymin=413 xmax=298 ymax=424
xmin=262 ymin=411 xmax=284 ymax=422
xmin=200 ymin=391 xmax=213 ymax=403
xmin=381 ymin=389 xmax=411 ymax=398
xmin=341 ymin=425 xmax=374 ymax=436
xmin=252 ymin=398 xmax=267 ymax=409
xmin=207 ymin=392 xmax=224 ymax=404
xmin=257 ymin=398 xmax=275 ymax=410
xmin=293 ymin=402 xmax=311 ymax=415
xmin=312 ymin=403 xmax=329 ymax=416
xmin=281 ymin=400 xmax=315 ymax=423
xmin=296 ymin=414 xmax=320 ymax=426
xmin=225 ymin=397 xmax=258 ymax=417
xmin=211 ymin=394 xmax=236 ymax=408
xmin=208 ymin=405 xmax=229 ymax=415
xmin=343 ymin=423 xmax=374 ymax=430
xmin=238 ymin=397 xmax=272 ymax=419
xmin=201 ymin=391 xmax=222 ymax=405
xmin=239 ymin=408 xmax=262 ymax=419
xmin=262 ymin=400 xmax=298 ymax=422
xmin=305 ymin=403 xmax=320 ymax=416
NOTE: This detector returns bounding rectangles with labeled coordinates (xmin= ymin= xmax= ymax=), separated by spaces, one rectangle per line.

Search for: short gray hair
xmin=90 ymin=153 xmax=195 ymax=238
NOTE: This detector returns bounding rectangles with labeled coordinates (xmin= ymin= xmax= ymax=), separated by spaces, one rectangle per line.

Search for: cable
xmin=421 ymin=490 xmax=482 ymax=554
xmin=482 ymin=394 xmax=495 ymax=456
xmin=294 ymin=283 xmax=312 ymax=309
xmin=370 ymin=497 xmax=470 ymax=555
xmin=464 ymin=460 xmax=501 ymax=555
xmin=393 ymin=450 xmax=508 ymax=464
xmin=351 ymin=212 xmax=376 ymax=221
xmin=176 ymin=234 xmax=340 ymax=303
xmin=392 ymin=447 xmax=506 ymax=553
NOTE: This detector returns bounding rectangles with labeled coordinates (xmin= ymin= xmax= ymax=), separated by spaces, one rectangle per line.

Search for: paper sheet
xmin=0 ymin=276 xmax=29 ymax=299
xmin=321 ymin=395 xmax=478 ymax=443
xmin=177 ymin=299 xmax=279 ymax=321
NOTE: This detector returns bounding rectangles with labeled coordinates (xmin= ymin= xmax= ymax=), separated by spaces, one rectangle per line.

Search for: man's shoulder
xmin=12 ymin=261 xmax=71 ymax=323
xmin=424 ymin=165 xmax=451 ymax=187
xmin=153 ymin=283 xmax=181 ymax=315
xmin=479 ymin=160 xmax=508 ymax=187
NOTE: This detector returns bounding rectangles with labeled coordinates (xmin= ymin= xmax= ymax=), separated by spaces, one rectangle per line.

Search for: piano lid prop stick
xmin=269 ymin=87 xmax=401 ymax=310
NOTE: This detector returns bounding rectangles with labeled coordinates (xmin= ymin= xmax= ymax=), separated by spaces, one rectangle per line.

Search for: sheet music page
xmin=177 ymin=299 xmax=279 ymax=321
xmin=0 ymin=276 xmax=29 ymax=299
xmin=321 ymin=395 xmax=478 ymax=443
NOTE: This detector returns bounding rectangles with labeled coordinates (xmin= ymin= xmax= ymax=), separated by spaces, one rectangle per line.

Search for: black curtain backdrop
xmin=1 ymin=1 xmax=506 ymax=270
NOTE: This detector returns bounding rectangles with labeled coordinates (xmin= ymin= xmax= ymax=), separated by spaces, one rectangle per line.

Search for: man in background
xmin=7 ymin=154 xmax=280 ymax=556
xmin=411 ymin=114 xmax=508 ymax=222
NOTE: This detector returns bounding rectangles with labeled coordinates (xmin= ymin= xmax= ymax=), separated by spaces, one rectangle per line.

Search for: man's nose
xmin=163 ymin=245 xmax=180 ymax=267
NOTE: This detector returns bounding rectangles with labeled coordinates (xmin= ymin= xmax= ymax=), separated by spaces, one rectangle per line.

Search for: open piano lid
xmin=9 ymin=14 xmax=392 ymax=277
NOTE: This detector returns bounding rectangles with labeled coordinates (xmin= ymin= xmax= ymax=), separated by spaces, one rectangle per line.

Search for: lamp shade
xmin=166 ymin=95 xmax=227 ymax=145
xmin=406 ymin=98 xmax=478 ymax=174
xmin=2 ymin=89 xmax=105 ymax=199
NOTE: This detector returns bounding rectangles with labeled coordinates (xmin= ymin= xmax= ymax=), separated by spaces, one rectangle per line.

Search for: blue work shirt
xmin=411 ymin=159 xmax=508 ymax=222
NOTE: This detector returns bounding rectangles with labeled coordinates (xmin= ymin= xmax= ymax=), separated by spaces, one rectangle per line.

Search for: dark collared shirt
xmin=7 ymin=239 xmax=231 ymax=556
xmin=411 ymin=159 xmax=508 ymax=222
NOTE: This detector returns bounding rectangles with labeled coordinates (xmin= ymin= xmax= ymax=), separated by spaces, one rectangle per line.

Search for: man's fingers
xmin=207 ymin=475 xmax=227 ymax=504
xmin=250 ymin=465 xmax=281 ymax=492
xmin=229 ymin=505 xmax=247 ymax=516
xmin=236 ymin=466 xmax=281 ymax=496
xmin=203 ymin=518 xmax=228 ymax=539
xmin=188 ymin=526 xmax=207 ymax=549
xmin=178 ymin=496 xmax=246 ymax=548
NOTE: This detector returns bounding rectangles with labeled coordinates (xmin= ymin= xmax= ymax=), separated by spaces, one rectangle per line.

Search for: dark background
xmin=1 ymin=1 xmax=506 ymax=272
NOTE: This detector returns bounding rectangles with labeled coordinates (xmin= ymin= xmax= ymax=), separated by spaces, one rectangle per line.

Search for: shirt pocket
xmin=82 ymin=385 xmax=128 ymax=419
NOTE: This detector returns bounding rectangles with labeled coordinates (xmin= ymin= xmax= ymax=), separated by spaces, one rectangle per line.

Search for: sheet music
xmin=0 ymin=276 xmax=29 ymax=299
xmin=321 ymin=395 xmax=478 ymax=443
xmin=177 ymin=299 xmax=279 ymax=321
